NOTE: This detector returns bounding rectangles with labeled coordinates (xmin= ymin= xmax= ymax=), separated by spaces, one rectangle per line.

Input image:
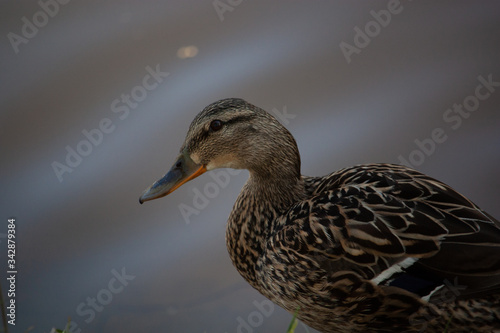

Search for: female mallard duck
xmin=140 ymin=98 xmax=500 ymax=332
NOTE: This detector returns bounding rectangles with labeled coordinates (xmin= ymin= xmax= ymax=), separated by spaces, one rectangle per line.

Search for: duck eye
xmin=210 ymin=120 xmax=223 ymax=132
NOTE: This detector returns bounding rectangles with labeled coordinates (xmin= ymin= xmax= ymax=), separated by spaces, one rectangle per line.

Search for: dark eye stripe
xmin=224 ymin=115 xmax=255 ymax=125
xmin=197 ymin=115 xmax=256 ymax=143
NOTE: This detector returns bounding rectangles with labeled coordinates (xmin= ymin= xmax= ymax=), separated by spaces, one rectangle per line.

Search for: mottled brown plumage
xmin=140 ymin=98 xmax=500 ymax=332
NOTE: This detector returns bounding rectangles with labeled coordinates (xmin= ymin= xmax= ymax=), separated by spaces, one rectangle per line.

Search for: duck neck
xmin=247 ymin=169 xmax=305 ymax=209
xmin=226 ymin=168 xmax=305 ymax=288
xmin=225 ymin=120 xmax=305 ymax=287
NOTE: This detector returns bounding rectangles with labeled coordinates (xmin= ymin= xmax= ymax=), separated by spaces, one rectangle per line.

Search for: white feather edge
xmin=371 ymin=257 xmax=418 ymax=285
xmin=421 ymin=284 xmax=445 ymax=302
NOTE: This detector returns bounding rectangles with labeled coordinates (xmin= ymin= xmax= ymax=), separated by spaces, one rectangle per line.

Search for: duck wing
xmin=268 ymin=163 xmax=500 ymax=301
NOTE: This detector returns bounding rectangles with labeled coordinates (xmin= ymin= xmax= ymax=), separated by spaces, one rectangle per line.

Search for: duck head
xmin=139 ymin=98 xmax=300 ymax=204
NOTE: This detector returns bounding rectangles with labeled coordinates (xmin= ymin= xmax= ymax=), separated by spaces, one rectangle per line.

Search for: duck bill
xmin=139 ymin=152 xmax=206 ymax=204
